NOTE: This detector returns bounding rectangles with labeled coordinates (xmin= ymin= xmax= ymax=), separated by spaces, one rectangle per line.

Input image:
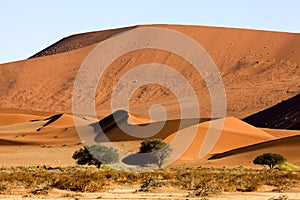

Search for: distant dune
xmin=0 ymin=113 xmax=62 ymax=133
xmin=0 ymin=25 xmax=299 ymax=119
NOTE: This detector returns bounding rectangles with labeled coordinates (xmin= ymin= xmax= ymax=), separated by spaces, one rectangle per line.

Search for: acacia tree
xmin=72 ymin=144 xmax=119 ymax=168
xmin=253 ymin=153 xmax=286 ymax=169
xmin=139 ymin=139 xmax=172 ymax=168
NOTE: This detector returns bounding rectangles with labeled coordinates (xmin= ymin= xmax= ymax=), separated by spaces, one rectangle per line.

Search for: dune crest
xmin=165 ymin=117 xmax=276 ymax=161
xmin=0 ymin=113 xmax=63 ymax=133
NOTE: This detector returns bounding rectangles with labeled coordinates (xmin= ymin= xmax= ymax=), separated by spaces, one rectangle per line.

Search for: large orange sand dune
xmin=1 ymin=25 xmax=299 ymax=119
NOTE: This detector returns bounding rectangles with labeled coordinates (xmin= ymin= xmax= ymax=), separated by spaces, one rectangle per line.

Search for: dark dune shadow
xmin=243 ymin=93 xmax=300 ymax=130
xmin=36 ymin=113 xmax=64 ymax=131
xmin=89 ymin=110 xmax=211 ymax=142
xmin=122 ymin=153 xmax=157 ymax=166
xmin=43 ymin=113 xmax=64 ymax=127
xmin=0 ymin=139 xmax=37 ymax=146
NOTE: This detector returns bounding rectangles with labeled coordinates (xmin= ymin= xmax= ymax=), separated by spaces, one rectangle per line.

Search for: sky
xmin=0 ymin=0 xmax=299 ymax=64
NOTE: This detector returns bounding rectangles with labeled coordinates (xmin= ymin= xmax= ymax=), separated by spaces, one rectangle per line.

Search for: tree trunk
xmin=97 ymin=163 xmax=101 ymax=169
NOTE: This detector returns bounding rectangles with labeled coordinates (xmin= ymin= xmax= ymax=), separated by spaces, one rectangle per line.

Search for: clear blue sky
xmin=0 ymin=0 xmax=299 ymax=64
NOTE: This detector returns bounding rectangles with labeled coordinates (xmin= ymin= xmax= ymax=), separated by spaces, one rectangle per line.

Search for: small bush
xmin=0 ymin=184 xmax=6 ymax=193
xmin=31 ymin=187 xmax=49 ymax=195
xmin=277 ymin=162 xmax=300 ymax=171
xmin=268 ymin=195 xmax=288 ymax=200
xmin=138 ymin=176 xmax=165 ymax=192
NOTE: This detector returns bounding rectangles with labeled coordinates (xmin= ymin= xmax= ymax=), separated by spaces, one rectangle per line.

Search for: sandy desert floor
xmin=1 ymin=190 xmax=300 ymax=200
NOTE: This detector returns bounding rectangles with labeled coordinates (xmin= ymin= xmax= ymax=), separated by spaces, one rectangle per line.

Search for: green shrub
xmin=277 ymin=162 xmax=300 ymax=171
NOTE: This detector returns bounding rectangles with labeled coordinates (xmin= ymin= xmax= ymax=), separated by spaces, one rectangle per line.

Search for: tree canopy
xmin=253 ymin=153 xmax=286 ymax=169
xmin=139 ymin=138 xmax=172 ymax=168
xmin=72 ymin=144 xmax=119 ymax=168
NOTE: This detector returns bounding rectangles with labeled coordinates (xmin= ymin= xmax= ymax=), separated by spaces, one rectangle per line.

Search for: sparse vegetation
xmin=72 ymin=144 xmax=119 ymax=168
xmin=138 ymin=176 xmax=166 ymax=191
xmin=0 ymin=166 xmax=299 ymax=195
xmin=268 ymin=195 xmax=288 ymax=200
xmin=277 ymin=162 xmax=300 ymax=171
xmin=139 ymin=139 xmax=172 ymax=168
xmin=253 ymin=153 xmax=286 ymax=169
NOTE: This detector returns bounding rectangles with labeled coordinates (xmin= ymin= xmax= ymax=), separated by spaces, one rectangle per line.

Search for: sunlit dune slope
xmin=0 ymin=25 xmax=299 ymax=119
xmin=208 ymin=134 xmax=300 ymax=166
xmin=164 ymin=117 xmax=276 ymax=160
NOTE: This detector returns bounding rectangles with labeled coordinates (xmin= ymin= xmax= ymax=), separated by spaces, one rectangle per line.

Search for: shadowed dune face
xmin=0 ymin=139 xmax=36 ymax=146
xmin=0 ymin=25 xmax=299 ymax=119
xmin=93 ymin=118 xmax=205 ymax=142
xmin=29 ymin=26 xmax=137 ymax=58
xmin=244 ymin=93 xmax=300 ymax=130
xmin=89 ymin=110 xmax=206 ymax=142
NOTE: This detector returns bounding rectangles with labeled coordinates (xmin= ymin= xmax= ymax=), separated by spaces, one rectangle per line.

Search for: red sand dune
xmin=0 ymin=107 xmax=299 ymax=167
xmin=0 ymin=113 xmax=44 ymax=125
xmin=164 ymin=117 xmax=276 ymax=161
xmin=29 ymin=26 xmax=137 ymax=58
xmin=0 ymin=25 xmax=299 ymax=119
xmin=261 ymin=128 xmax=300 ymax=138
xmin=207 ymin=134 xmax=300 ymax=166
xmin=0 ymin=112 xmax=81 ymax=146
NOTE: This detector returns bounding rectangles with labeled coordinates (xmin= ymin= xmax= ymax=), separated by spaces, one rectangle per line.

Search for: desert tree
xmin=139 ymin=138 xmax=172 ymax=168
xmin=253 ymin=153 xmax=286 ymax=169
xmin=72 ymin=144 xmax=119 ymax=168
